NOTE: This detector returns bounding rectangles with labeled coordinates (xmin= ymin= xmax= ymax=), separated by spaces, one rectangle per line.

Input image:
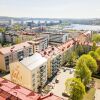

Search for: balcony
xmin=29 ymin=53 xmax=33 ymax=56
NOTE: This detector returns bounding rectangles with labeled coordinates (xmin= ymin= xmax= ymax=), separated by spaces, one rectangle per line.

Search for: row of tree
xmin=65 ymin=45 xmax=99 ymax=100
xmin=66 ymin=44 xmax=91 ymax=68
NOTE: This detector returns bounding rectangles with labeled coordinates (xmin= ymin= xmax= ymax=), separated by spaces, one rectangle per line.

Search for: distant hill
xmin=0 ymin=16 xmax=62 ymax=21
xmin=66 ymin=18 xmax=100 ymax=25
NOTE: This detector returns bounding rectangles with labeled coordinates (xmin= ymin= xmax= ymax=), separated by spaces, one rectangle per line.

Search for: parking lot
xmin=48 ymin=67 xmax=74 ymax=99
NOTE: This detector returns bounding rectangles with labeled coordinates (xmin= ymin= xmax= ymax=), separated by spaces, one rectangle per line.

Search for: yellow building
xmin=0 ymin=42 xmax=33 ymax=72
xmin=40 ymin=46 xmax=62 ymax=79
xmin=10 ymin=53 xmax=47 ymax=92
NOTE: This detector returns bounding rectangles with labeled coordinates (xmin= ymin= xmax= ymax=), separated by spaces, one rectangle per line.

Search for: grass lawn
xmin=83 ymin=88 xmax=96 ymax=100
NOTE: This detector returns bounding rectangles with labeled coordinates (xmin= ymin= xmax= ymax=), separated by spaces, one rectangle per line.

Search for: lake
xmin=65 ymin=24 xmax=100 ymax=31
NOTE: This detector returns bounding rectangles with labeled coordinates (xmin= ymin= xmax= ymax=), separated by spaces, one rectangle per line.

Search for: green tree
xmin=65 ymin=78 xmax=85 ymax=100
xmin=67 ymin=51 xmax=78 ymax=67
xmin=82 ymin=45 xmax=90 ymax=54
xmin=0 ymin=27 xmax=6 ymax=33
xmin=92 ymin=34 xmax=100 ymax=43
xmin=76 ymin=54 xmax=98 ymax=73
xmin=75 ymin=62 xmax=92 ymax=86
xmin=12 ymin=24 xmax=22 ymax=31
xmin=92 ymin=41 xmax=97 ymax=51
xmin=89 ymin=51 xmax=100 ymax=60
xmin=15 ymin=37 xmax=21 ymax=44
xmin=0 ymin=27 xmax=7 ymax=45
xmin=75 ymin=44 xmax=84 ymax=56
xmin=96 ymin=47 xmax=100 ymax=56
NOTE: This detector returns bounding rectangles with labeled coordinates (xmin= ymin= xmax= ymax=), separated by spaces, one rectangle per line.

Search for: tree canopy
xmin=67 ymin=51 xmax=78 ymax=67
xmin=92 ymin=34 xmax=100 ymax=43
xmin=96 ymin=47 xmax=100 ymax=56
xmin=75 ymin=62 xmax=92 ymax=86
xmin=89 ymin=51 xmax=100 ymax=60
xmin=76 ymin=54 xmax=98 ymax=73
xmin=92 ymin=41 xmax=97 ymax=51
xmin=75 ymin=44 xmax=84 ymax=56
xmin=65 ymin=78 xmax=85 ymax=100
xmin=0 ymin=27 xmax=6 ymax=33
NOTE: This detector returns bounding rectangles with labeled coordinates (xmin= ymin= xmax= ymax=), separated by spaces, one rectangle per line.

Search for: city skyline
xmin=0 ymin=0 xmax=100 ymax=18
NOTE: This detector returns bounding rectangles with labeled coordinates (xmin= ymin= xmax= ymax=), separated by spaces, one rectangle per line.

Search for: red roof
xmin=0 ymin=78 xmax=40 ymax=100
xmin=39 ymin=39 xmax=74 ymax=58
xmin=0 ymin=42 xmax=32 ymax=55
xmin=0 ymin=78 xmax=63 ymax=100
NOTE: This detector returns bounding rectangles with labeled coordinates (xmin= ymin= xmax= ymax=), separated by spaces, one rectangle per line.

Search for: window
xmin=17 ymin=51 xmax=24 ymax=61
xmin=5 ymin=56 xmax=9 ymax=70
xmin=29 ymin=48 xmax=33 ymax=56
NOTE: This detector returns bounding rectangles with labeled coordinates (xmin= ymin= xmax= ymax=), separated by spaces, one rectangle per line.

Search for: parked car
xmin=55 ymin=79 xmax=59 ymax=83
xmin=62 ymin=92 xmax=70 ymax=97
xmin=69 ymin=69 xmax=73 ymax=74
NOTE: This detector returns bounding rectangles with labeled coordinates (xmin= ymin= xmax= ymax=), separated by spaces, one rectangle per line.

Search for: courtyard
xmin=46 ymin=67 xmax=74 ymax=100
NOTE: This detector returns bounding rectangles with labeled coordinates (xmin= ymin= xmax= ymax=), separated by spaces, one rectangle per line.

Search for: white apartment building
xmin=10 ymin=53 xmax=47 ymax=92
xmin=0 ymin=42 xmax=33 ymax=71
xmin=28 ymin=36 xmax=48 ymax=52
xmin=42 ymin=32 xmax=68 ymax=43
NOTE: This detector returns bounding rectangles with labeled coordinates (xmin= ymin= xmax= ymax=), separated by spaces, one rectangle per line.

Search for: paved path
xmin=50 ymin=68 xmax=74 ymax=100
xmin=95 ymin=89 xmax=100 ymax=100
xmin=94 ymin=78 xmax=100 ymax=100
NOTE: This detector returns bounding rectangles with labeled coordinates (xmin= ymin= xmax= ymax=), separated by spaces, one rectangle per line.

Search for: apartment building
xmin=28 ymin=36 xmax=48 ymax=53
xmin=0 ymin=42 xmax=33 ymax=71
xmin=39 ymin=39 xmax=76 ymax=79
xmin=40 ymin=46 xmax=61 ymax=79
xmin=42 ymin=32 xmax=68 ymax=43
xmin=10 ymin=53 xmax=47 ymax=92
xmin=76 ymin=31 xmax=92 ymax=44
xmin=58 ymin=40 xmax=75 ymax=65
xmin=5 ymin=31 xmax=36 ymax=44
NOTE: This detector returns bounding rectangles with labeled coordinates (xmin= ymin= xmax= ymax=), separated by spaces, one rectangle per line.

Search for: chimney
xmin=48 ymin=51 xmax=51 ymax=54
xmin=50 ymin=93 xmax=53 ymax=96
xmin=52 ymin=47 xmax=54 ymax=51
xmin=62 ymin=48 xmax=64 ymax=51
xmin=44 ymin=51 xmax=47 ymax=55
xmin=10 ymin=49 xmax=13 ymax=52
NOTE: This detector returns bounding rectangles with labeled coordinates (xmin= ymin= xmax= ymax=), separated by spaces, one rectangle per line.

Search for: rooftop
xmin=0 ymin=42 xmax=32 ymax=55
xmin=42 ymin=32 xmax=66 ymax=35
xmin=40 ymin=39 xmax=74 ymax=59
xmin=0 ymin=78 xmax=40 ymax=100
xmin=0 ymin=78 xmax=63 ymax=100
xmin=20 ymin=53 xmax=47 ymax=70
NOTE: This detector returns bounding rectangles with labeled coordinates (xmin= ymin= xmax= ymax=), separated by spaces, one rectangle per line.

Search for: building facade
xmin=28 ymin=36 xmax=48 ymax=53
xmin=10 ymin=53 xmax=47 ymax=92
xmin=42 ymin=32 xmax=69 ymax=43
xmin=0 ymin=42 xmax=33 ymax=71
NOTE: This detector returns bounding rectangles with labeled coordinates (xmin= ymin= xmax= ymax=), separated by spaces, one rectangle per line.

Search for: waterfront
xmin=65 ymin=24 xmax=100 ymax=31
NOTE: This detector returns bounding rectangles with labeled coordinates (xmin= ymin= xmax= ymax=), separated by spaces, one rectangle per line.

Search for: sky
xmin=0 ymin=0 xmax=100 ymax=18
